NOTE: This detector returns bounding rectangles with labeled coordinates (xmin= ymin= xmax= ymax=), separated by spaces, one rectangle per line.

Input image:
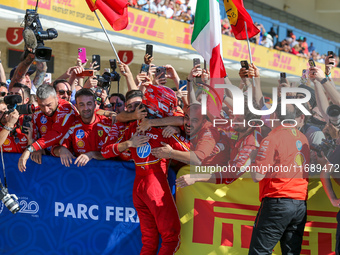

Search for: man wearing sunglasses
xmin=53 ymin=79 xmax=73 ymax=102
xmin=107 ymin=93 xmax=125 ymax=114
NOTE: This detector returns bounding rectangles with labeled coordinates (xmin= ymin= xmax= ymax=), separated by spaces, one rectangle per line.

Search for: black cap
xmin=297 ymin=85 xmax=316 ymax=109
xmin=10 ymin=66 xmax=36 ymax=80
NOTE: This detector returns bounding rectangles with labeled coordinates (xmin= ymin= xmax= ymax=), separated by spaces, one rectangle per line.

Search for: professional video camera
xmin=24 ymin=0 xmax=58 ymax=61
xmin=4 ymin=95 xmax=35 ymax=115
xmin=310 ymin=138 xmax=337 ymax=158
xmin=98 ymin=59 xmax=120 ymax=91
xmin=0 ymin=183 xmax=20 ymax=214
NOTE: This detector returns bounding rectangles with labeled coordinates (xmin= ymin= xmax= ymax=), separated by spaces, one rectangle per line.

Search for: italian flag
xmin=191 ymin=0 xmax=226 ymax=79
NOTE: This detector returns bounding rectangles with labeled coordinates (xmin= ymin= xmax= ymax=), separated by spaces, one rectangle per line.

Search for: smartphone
xmin=146 ymin=44 xmax=153 ymax=59
xmin=156 ymin=66 xmax=166 ymax=79
xmin=76 ymin=70 xmax=94 ymax=77
xmin=21 ymin=115 xmax=32 ymax=135
xmin=302 ymin=69 xmax=308 ymax=79
xmin=179 ymin=80 xmax=187 ymax=91
xmin=78 ymin=48 xmax=87 ymax=64
xmin=240 ymin=60 xmax=249 ymax=70
xmin=280 ymin=72 xmax=286 ymax=84
xmin=308 ymin=58 xmax=316 ymax=67
xmin=328 ymin=51 xmax=334 ymax=65
xmin=204 ymin=60 xmax=207 ymax=70
xmin=44 ymin=73 xmax=52 ymax=83
xmin=109 ymin=59 xmax=117 ymax=70
xmin=92 ymin=55 xmax=100 ymax=71
xmin=140 ymin=64 xmax=149 ymax=73
xmin=193 ymin=58 xmax=200 ymax=67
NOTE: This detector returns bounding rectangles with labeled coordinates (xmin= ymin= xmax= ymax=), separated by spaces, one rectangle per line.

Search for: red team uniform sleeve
xmin=101 ymin=124 xmax=128 ymax=159
xmin=254 ymin=137 xmax=275 ymax=175
xmin=192 ymin=128 xmax=219 ymax=161
xmin=168 ymin=133 xmax=190 ymax=152
xmin=31 ymin=111 xmax=76 ymax=151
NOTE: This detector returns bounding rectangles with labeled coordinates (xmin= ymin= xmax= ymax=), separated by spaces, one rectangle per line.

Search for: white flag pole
xmin=94 ymin=10 xmax=121 ymax=62
xmin=244 ymin=21 xmax=255 ymax=87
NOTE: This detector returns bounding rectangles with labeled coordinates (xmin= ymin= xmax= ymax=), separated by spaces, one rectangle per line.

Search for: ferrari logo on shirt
xmin=291 ymin=129 xmax=297 ymax=136
xmin=77 ymin=140 xmax=85 ymax=148
xmin=98 ymin=130 xmax=103 ymax=137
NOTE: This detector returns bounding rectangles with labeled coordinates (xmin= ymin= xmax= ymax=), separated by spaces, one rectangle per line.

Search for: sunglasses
xmin=0 ymin=92 xmax=7 ymax=97
xmin=112 ymin=102 xmax=123 ymax=107
xmin=58 ymin=90 xmax=72 ymax=96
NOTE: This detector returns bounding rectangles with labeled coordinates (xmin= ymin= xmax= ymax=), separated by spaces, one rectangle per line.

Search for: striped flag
xmin=191 ymin=0 xmax=226 ymax=117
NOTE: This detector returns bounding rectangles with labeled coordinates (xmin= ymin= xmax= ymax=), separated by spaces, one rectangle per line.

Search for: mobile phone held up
xmin=280 ymin=72 xmax=286 ymax=84
xmin=240 ymin=60 xmax=249 ymax=70
xmin=308 ymin=58 xmax=316 ymax=67
xmin=78 ymin=48 xmax=87 ymax=64
xmin=92 ymin=55 xmax=100 ymax=71
xmin=146 ymin=44 xmax=153 ymax=59
xmin=156 ymin=66 xmax=166 ymax=79
xmin=328 ymin=51 xmax=334 ymax=65
xmin=140 ymin=64 xmax=149 ymax=73
xmin=75 ymin=70 xmax=94 ymax=77
xmin=193 ymin=58 xmax=200 ymax=67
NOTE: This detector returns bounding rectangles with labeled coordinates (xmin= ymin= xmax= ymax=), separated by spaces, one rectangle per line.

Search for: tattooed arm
xmin=32 ymin=61 xmax=47 ymax=88
xmin=9 ymin=51 xmax=35 ymax=90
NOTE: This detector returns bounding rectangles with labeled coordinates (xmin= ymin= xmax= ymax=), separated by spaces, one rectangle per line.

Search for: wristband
xmin=27 ymin=145 xmax=34 ymax=153
xmin=3 ymin=125 xmax=13 ymax=132
xmin=325 ymin=72 xmax=331 ymax=78
xmin=320 ymin=78 xmax=328 ymax=85
xmin=186 ymin=78 xmax=193 ymax=82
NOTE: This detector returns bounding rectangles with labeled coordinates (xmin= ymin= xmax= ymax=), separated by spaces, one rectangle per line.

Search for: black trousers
xmin=248 ymin=197 xmax=307 ymax=255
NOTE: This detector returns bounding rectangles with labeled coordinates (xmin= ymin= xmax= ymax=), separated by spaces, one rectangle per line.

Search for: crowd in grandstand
xmin=1 ymin=22 xmax=340 ymax=252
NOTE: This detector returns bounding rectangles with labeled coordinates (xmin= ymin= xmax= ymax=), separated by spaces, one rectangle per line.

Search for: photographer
xmin=0 ymin=99 xmax=33 ymax=152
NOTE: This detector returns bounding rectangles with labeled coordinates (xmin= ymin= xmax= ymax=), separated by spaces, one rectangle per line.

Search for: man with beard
xmin=52 ymin=88 xmax=111 ymax=167
xmin=53 ymin=79 xmax=73 ymax=102
xmin=18 ymin=84 xmax=78 ymax=172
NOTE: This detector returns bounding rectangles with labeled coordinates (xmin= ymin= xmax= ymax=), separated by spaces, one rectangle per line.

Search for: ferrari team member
xmin=103 ymin=86 xmax=189 ymax=255
xmin=52 ymin=88 xmax=111 ymax=167
xmin=18 ymin=84 xmax=78 ymax=172
xmin=101 ymin=89 xmax=147 ymax=161
xmin=249 ymin=104 xmax=310 ymax=255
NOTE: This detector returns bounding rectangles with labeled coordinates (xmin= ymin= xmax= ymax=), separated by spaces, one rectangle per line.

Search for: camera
xmin=0 ymin=184 xmax=20 ymax=214
xmin=24 ymin=7 xmax=58 ymax=61
xmin=327 ymin=104 xmax=340 ymax=128
xmin=99 ymin=59 xmax=120 ymax=91
xmin=4 ymin=95 xmax=35 ymax=115
xmin=310 ymin=139 xmax=337 ymax=158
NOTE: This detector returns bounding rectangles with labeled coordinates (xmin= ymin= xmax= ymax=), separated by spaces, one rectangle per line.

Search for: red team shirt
xmin=254 ymin=126 xmax=310 ymax=201
xmin=103 ymin=120 xmax=190 ymax=175
xmin=0 ymin=116 xmax=31 ymax=153
xmin=53 ymin=114 xmax=112 ymax=156
xmin=101 ymin=122 xmax=132 ymax=161
xmin=32 ymin=99 xmax=78 ymax=151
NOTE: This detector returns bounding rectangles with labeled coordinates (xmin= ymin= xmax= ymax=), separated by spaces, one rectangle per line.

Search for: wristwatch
xmin=320 ymin=78 xmax=328 ymax=85
xmin=27 ymin=145 xmax=34 ymax=153
xmin=3 ymin=125 xmax=13 ymax=132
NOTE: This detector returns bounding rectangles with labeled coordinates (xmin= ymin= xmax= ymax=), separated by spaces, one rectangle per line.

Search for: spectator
xmin=261 ymin=33 xmax=273 ymax=49
xmin=301 ymin=37 xmax=309 ymax=55
xmin=52 ymin=79 xmax=73 ymax=102
xmin=274 ymin=39 xmax=288 ymax=51
xmin=9 ymin=66 xmax=35 ymax=89
xmin=0 ymin=82 xmax=8 ymax=98
xmin=149 ymin=0 xmax=163 ymax=14
xmin=268 ymin=27 xmax=278 ymax=44
xmin=308 ymin=42 xmax=315 ymax=53
xmin=107 ymin=93 xmax=125 ymax=113
xmin=9 ymin=83 xmax=30 ymax=105
xmin=18 ymin=84 xmax=78 ymax=172
xmin=249 ymin=104 xmax=310 ymax=254
xmin=52 ymin=88 xmax=110 ymax=167
xmin=163 ymin=1 xmax=175 ymax=18
xmin=137 ymin=0 xmax=150 ymax=12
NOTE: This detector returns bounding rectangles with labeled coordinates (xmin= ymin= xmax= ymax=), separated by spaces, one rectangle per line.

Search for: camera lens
xmin=2 ymin=194 xmax=20 ymax=214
